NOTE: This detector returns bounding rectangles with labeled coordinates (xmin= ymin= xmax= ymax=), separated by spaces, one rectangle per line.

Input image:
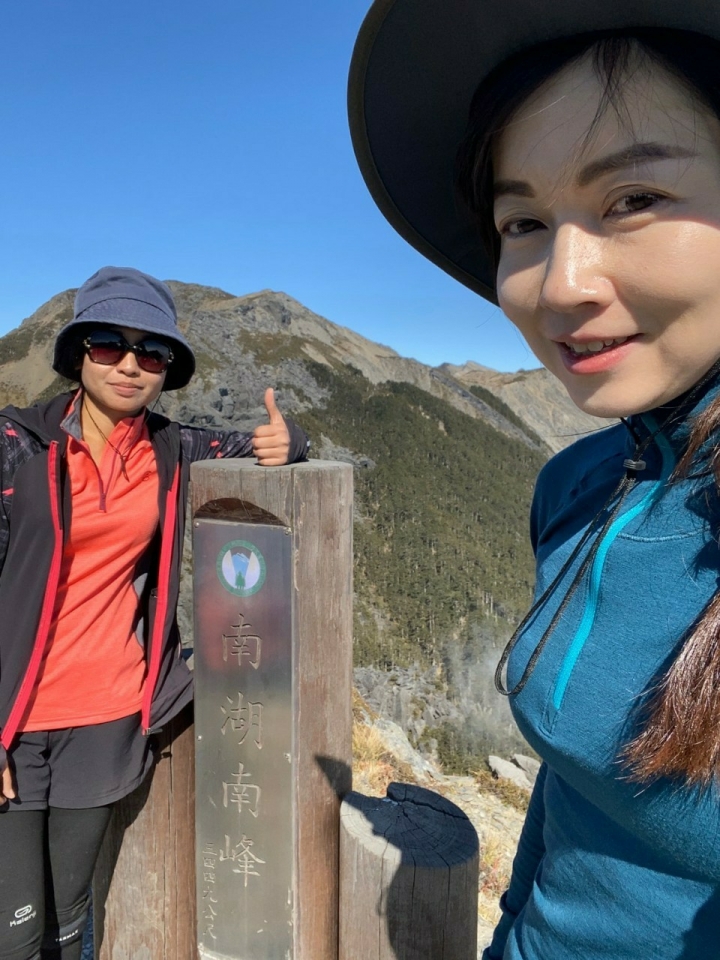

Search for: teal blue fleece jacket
xmin=485 ymin=382 xmax=720 ymax=960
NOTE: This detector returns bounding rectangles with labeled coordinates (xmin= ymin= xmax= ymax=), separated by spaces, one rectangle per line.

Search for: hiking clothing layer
xmin=0 ymin=392 xmax=309 ymax=767
xmin=3 ymin=713 xmax=153 ymax=810
xmin=485 ymin=379 xmax=720 ymax=960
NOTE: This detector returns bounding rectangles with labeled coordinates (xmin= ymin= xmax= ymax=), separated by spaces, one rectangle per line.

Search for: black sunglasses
xmin=82 ymin=330 xmax=174 ymax=374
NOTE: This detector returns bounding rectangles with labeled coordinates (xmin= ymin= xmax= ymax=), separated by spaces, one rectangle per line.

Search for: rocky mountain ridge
xmin=3 ymin=283 xmax=608 ymax=452
xmin=441 ymin=360 xmax=616 ymax=453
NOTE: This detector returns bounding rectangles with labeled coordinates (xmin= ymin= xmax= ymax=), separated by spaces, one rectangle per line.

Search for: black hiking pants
xmin=0 ymin=806 xmax=112 ymax=960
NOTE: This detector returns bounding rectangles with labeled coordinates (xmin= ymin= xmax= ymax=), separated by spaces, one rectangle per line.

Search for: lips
xmin=109 ymin=383 xmax=142 ymax=395
xmin=557 ymin=334 xmax=639 ymax=374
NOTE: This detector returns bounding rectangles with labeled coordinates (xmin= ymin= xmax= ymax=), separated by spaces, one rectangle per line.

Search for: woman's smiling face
xmin=493 ymin=52 xmax=720 ymax=417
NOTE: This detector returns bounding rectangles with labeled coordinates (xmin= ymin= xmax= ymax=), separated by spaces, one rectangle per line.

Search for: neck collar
xmin=623 ymin=362 xmax=720 ymax=470
xmin=61 ymin=389 xmax=147 ymax=446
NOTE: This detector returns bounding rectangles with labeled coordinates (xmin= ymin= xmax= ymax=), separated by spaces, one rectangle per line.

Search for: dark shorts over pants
xmin=4 ymin=712 xmax=154 ymax=810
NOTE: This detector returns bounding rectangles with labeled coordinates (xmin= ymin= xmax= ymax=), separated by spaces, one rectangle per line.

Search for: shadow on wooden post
xmin=92 ymin=704 xmax=196 ymax=960
xmin=339 ymin=782 xmax=479 ymax=960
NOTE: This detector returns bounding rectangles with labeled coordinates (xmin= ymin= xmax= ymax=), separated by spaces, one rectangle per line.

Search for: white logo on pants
xmin=9 ymin=904 xmax=36 ymax=927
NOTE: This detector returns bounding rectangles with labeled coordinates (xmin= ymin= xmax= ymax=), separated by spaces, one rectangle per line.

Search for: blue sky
xmin=0 ymin=0 xmax=538 ymax=372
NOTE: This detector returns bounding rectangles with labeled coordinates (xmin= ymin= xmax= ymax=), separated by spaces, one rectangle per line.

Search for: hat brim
xmin=348 ymin=0 xmax=720 ymax=304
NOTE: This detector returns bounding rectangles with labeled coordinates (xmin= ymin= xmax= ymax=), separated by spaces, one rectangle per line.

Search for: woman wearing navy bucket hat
xmin=350 ymin=2 xmax=720 ymax=958
xmin=0 ymin=266 xmax=309 ymax=960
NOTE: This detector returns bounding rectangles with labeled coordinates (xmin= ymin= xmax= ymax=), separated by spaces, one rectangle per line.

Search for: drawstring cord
xmin=495 ymin=468 xmax=635 ymax=696
xmin=495 ymin=362 xmax=720 ymax=698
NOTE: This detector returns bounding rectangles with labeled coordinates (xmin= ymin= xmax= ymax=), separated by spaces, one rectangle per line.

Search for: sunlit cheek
xmin=655 ymin=329 xmax=720 ymax=389
xmin=79 ymin=358 xmax=100 ymax=392
xmin=497 ymin=268 xmax=549 ymax=358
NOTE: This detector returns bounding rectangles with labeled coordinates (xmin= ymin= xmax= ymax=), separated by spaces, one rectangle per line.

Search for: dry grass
xmin=352 ymin=687 xmax=378 ymax=723
xmin=352 ymin=722 xmax=417 ymax=797
xmin=352 ymin=721 xmax=387 ymax=765
xmin=479 ymin=833 xmax=511 ymax=900
xmin=477 ymin=829 xmax=515 ymax=926
xmin=474 ymin=768 xmax=530 ymax=813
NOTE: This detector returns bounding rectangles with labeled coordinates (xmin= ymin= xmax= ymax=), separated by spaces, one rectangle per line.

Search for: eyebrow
xmin=493 ymin=142 xmax=698 ymax=199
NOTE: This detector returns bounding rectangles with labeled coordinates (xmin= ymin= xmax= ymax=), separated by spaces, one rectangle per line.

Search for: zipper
xmin=550 ymin=422 xmax=675 ymax=714
xmin=140 ymin=464 xmax=180 ymax=734
xmin=74 ymin=437 xmax=110 ymax=512
xmin=0 ymin=442 xmax=64 ymax=751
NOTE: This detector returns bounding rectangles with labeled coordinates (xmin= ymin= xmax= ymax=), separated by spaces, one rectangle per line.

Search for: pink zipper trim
xmin=141 ymin=465 xmax=180 ymax=733
xmin=1 ymin=443 xmax=64 ymax=751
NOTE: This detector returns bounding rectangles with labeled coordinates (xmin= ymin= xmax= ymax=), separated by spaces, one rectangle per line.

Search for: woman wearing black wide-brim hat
xmin=351 ymin=4 xmax=720 ymax=958
xmin=0 ymin=266 xmax=309 ymax=960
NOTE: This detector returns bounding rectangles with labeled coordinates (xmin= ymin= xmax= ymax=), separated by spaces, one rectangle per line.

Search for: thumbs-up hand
xmin=252 ymin=387 xmax=292 ymax=466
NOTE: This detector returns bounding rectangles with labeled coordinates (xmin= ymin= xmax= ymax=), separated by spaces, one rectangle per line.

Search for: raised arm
xmin=179 ymin=388 xmax=310 ymax=465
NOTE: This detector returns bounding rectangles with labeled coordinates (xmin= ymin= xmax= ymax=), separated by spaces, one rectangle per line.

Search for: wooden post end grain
xmin=339 ymin=782 xmax=479 ymax=960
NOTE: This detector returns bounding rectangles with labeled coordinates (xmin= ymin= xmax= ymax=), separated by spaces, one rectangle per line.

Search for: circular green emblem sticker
xmin=217 ymin=540 xmax=267 ymax=597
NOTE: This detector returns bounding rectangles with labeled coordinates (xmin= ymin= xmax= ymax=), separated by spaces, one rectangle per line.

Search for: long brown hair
xmin=456 ymin=29 xmax=720 ymax=788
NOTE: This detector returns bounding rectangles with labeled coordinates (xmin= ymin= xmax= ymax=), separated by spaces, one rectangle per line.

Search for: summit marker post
xmin=191 ymin=458 xmax=353 ymax=960
xmin=92 ymin=458 xmax=352 ymax=959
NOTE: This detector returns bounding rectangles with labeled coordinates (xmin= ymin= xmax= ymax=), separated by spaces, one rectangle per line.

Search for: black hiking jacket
xmin=0 ymin=392 xmax=309 ymax=768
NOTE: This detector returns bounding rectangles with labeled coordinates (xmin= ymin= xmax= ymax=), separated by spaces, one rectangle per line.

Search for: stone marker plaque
xmin=194 ymin=519 xmax=293 ymax=960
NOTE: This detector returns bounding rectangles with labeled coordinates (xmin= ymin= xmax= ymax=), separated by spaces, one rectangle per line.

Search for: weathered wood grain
xmin=93 ymin=705 xmax=196 ymax=960
xmin=292 ymin=463 xmax=354 ymax=960
xmin=339 ymin=782 xmax=479 ymax=960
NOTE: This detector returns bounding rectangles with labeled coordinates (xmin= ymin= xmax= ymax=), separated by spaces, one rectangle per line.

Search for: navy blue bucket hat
xmin=53 ymin=266 xmax=196 ymax=391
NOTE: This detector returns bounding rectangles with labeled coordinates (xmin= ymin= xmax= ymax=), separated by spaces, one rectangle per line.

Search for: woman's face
xmin=80 ymin=325 xmax=167 ymax=419
xmin=493 ymin=54 xmax=720 ymax=417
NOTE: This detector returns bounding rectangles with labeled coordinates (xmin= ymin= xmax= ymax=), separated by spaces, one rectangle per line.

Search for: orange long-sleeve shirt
xmin=19 ymin=410 xmax=160 ymax=731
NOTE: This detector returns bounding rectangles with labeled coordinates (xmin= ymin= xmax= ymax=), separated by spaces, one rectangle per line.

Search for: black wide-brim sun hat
xmin=348 ymin=0 xmax=720 ymax=304
xmin=53 ymin=266 xmax=196 ymax=391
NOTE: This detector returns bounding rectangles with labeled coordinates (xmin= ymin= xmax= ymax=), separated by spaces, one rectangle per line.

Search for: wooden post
xmin=191 ymin=459 xmax=353 ymax=960
xmin=93 ymin=459 xmax=353 ymax=959
xmin=339 ymin=782 xmax=479 ymax=960
xmin=92 ymin=704 xmax=196 ymax=960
